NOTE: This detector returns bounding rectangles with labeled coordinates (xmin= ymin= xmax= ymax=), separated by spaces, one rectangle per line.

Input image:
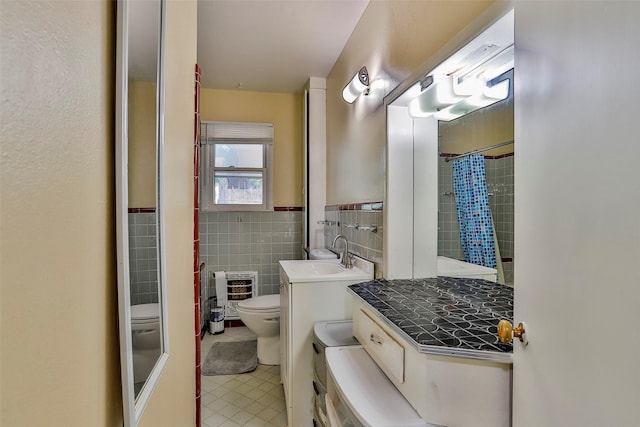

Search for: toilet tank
xmin=309 ymin=248 xmax=338 ymax=260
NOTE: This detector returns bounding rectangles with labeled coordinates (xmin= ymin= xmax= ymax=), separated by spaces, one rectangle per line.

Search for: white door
xmin=514 ymin=2 xmax=640 ymax=426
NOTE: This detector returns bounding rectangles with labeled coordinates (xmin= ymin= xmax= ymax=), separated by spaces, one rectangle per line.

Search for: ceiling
xmin=196 ymin=0 xmax=369 ymax=94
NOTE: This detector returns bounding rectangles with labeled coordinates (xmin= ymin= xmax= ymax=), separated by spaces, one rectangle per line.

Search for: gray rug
xmin=202 ymin=340 xmax=257 ymax=376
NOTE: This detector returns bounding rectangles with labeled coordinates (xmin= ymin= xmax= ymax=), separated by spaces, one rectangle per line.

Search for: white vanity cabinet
xmin=350 ymin=286 xmax=513 ymax=427
xmin=279 ymin=258 xmax=373 ymax=427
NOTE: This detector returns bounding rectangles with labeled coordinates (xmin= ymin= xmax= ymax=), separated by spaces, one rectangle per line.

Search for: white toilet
xmin=236 ymin=294 xmax=280 ymax=365
xmin=131 ymin=303 xmax=161 ymax=383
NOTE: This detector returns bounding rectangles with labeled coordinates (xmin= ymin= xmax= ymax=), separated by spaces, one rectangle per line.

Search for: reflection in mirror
xmin=116 ymin=0 xmax=168 ymax=425
xmin=384 ymin=7 xmax=513 ymax=282
xmin=438 ymin=69 xmax=514 ymax=285
xmin=127 ymin=0 xmax=162 ymax=398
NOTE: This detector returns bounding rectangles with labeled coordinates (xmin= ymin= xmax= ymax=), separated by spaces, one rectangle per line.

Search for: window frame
xmin=200 ymin=121 xmax=274 ymax=212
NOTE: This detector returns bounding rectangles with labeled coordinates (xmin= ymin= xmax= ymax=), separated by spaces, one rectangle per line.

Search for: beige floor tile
xmin=256 ymin=393 xmax=278 ymax=407
xmin=244 ymin=377 xmax=264 ymax=387
xmin=230 ymin=410 xmax=254 ymax=425
xmin=255 ymin=406 xmax=278 ymax=422
xmin=217 ymin=403 xmax=242 ymax=419
xmin=269 ymin=387 xmax=284 ymax=399
xmin=234 ymin=374 xmax=253 ymax=383
xmin=202 ymin=381 xmax=221 ymax=393
xmin=212 ymin=375 xmax=234 ymax=385
xmin=235 ymin=383 xmax=254 ymax=395
xmin=201 ymin=327 xmax=287 ymax=426
xmin=245 ymin=387 xmax=266 ymax=401
xmin=257 ymin=381 xmax=278 ymax=393
xmin=242 ymin=417 xmax=270 ymax=427
xmin=205 ymin=397 xmax=230 ymax=412
xmin=244 ymin=401 xmax=267 ymax=415
xmin=231 ymin=395 xmax=254 ymax=409
xmin=201 ymin=406 xmax=216 ymax=421
xmin=226 ymin=378 xmax=245 ymax=389
xmin=268 ymin=398 xmax=285 ymax=413
xmin=201 ymin=392 xmax=219 ymax=406
xmin=269 ymin=411 xmax=287 ymax=427
xmin=208 ymin=385 xmax=228 ymax=398
xmin=203 ymin=413 xmax=229 ymax=427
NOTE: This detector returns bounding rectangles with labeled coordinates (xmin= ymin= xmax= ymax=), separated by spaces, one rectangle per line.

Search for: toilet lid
xmin=131 ymin=303 xmax=159 ymax=321
xmin=237 ymin=294 xmax=280 ymax=311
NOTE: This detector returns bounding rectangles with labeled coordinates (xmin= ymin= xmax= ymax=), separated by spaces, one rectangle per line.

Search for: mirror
xmin=116 ymin=0 xmax=169 ymax=425
xmin=437 ymin=69 xmax=514 ymax=285
xmin=384 ymin=7 xmax=513 ymax=281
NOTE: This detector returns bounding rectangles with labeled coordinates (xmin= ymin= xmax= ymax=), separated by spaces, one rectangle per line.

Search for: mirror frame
xmin=115 ymin=0 xmax=169 ymax=425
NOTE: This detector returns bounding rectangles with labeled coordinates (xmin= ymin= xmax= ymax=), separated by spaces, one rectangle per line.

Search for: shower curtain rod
xmin=444 ymin=140 xmax=514 ymax=162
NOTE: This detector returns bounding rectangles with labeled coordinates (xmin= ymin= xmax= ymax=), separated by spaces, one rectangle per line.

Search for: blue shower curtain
xmin=452 ymin=155 xmax=497 ymax=269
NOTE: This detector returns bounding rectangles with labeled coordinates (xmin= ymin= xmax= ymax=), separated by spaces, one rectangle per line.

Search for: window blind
xmin=200 ymin=121 xmax=273 ymax=145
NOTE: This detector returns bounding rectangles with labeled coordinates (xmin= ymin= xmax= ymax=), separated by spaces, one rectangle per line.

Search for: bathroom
xmin=4 ymin=1 xmax=640 ymax=427
xmin=194 ymin=3 xmax=515 ymax=427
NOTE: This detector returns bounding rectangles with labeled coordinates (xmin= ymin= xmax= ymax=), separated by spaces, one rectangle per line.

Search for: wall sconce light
xmin=342 ymin=66 xmax=370 ymax=103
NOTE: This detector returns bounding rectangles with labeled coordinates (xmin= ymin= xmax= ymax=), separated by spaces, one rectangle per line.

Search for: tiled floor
xmin=200 ymin=327 xmax=287 ymax=427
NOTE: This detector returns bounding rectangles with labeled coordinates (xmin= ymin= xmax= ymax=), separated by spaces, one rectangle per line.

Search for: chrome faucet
xmin=332 ymin=234 xmax=353 ymax=269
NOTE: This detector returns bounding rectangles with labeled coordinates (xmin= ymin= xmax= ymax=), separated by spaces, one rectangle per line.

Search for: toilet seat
xmin=131 ymin=303 xmax=160 ymax=325
xmin=237 ymin=294 xmax=280 ymax=313
xmin=130 ymin=303 xmax=161 ymax=351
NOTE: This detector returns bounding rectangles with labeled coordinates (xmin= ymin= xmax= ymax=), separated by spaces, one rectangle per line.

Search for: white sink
xmin=284 ymin=261 xmax=346 ymax=276
xmin=280 ymin=258 xmax=374 ymax=283
xmin=309 ymin=263 xmax=344 ymax=275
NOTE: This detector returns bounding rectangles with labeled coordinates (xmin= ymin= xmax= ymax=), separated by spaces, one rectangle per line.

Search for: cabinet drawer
xmin=353 ymin=308 xmax=405 ymax=383
xmin=312 ymin=339 xmax=327 ymax=387
xmin=312 ymin=374 xmax=328 ymax=427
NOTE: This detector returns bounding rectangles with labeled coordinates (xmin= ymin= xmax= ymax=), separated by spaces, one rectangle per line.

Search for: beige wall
xmin=137 ymin=0 xmax=198 ymax=425
xmin=1 ymin=0 xmax=198 ymax=425
xmin=440 ymin=87 xmax=514 ymax=156
xmin=326 ymin=0 xmax=495 ymax=205
xmin=200 ymin=89 xmax=303 ymax=207
xmin=128 ymin=80 xmax=157 ymax=208
xmin=0 ymin=1 xmax=121 ymax=426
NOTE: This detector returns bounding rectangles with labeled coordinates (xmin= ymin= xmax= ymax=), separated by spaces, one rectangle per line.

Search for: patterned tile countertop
xmin=348 ymin=277 xmax=514 ymax=363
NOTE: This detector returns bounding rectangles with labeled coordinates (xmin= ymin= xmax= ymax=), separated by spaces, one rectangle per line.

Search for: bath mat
xmin=202 ymin=340 xmax=257 ymax=376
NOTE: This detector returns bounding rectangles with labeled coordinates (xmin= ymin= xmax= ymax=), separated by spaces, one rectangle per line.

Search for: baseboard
xmin=225 ymin=319 xmax=246 ymax=328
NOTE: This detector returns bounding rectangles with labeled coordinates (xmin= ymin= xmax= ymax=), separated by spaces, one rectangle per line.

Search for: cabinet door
xmin=279 ymin=276 xmax=291 ymax=410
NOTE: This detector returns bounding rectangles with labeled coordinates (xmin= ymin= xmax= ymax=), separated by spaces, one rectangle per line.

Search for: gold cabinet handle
xmin=497 ymin=320 xmax=527 ymax=344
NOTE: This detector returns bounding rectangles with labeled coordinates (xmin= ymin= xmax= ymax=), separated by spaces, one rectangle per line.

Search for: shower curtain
xmin=452 ymin=155 xmax=497 ymax=269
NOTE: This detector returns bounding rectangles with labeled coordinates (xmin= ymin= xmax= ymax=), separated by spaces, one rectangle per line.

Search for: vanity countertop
xmin=348 ymin=277 xmax=514 ymax=363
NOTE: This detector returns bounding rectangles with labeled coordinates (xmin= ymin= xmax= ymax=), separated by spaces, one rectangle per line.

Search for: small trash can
xmin=209 ymin=307 xmax=225 ymax=334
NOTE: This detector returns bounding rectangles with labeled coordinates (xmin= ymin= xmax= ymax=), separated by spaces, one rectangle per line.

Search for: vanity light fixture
xmin=408 ymin=42 xmax=513 ymax=121
xmin=407 ymin=75 xmax=466 ymax=117
xmin=408 ymin=72 xmax=511 ymax=121
xmin=342 ymin=66 xmax=370 ymax=103
xmin=433 ymin=78 xmax=510 ymax=121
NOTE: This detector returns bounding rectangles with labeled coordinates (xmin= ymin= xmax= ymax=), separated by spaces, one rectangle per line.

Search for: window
xmin=200 ymin=121 xmax=274 ymax=211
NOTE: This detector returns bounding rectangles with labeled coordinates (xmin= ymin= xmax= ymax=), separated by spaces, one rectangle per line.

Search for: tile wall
xmin=199 ymin=210 xmax=303 ymax=317
xmin=323 ymin=202 xmax=384 ymax=277
xmin=128 ymin=211 xmax=159 ymax=305
xmin=438 ymin=155 xmax=514 ymax=284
